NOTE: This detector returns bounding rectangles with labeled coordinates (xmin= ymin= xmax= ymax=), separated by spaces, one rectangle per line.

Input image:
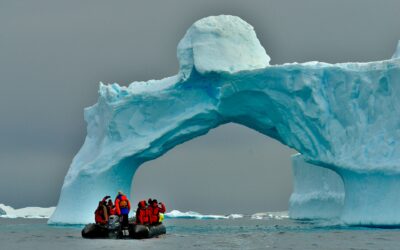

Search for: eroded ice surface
xmin=50 ymin=15 xmax=400 ymax=225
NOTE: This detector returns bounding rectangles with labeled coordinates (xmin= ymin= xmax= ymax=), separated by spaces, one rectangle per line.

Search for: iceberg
xmin=50 ymin=15 xmax=400 ymax=226
xmin=289 ymin=154 xmax=344 ymax=219
xmin=0 ymin=204 xmax=55 ymax=219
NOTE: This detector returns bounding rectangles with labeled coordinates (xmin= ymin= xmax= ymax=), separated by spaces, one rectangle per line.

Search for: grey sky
xmin=1 ymin=0 xmax=399 ymax=214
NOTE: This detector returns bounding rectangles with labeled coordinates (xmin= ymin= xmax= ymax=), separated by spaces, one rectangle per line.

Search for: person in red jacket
xmin=115 ymin=191 xmax=131 ymax=215
xmin=94 ymin=201 xmax=108 ymax=225
xmin=135 ymin=200 xmax=150 ymax=225
xmin=107 ymin=199 xmax=116 ymax=216
xmin=114 ymin=191 xmax=131 ymax=235
xmin=148 ymin=199 xmax=166 ymax=225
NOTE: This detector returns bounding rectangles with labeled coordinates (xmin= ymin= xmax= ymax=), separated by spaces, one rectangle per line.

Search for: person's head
xmin=138 ymin=200 xmax=146 ymax=208
xmin=107 ymin=200 xmax=113 ymax=206
xmin=148 ymin=198 xmax=153 ymax=205
xmin=152 ymin=199 xmax=158 ymax=206
xmin=117 ymin=190 xmax=124 ymax=197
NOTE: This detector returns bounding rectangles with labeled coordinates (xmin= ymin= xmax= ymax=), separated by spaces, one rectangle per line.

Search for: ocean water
xmin=1 ymin=217 xmax=400 ymax=250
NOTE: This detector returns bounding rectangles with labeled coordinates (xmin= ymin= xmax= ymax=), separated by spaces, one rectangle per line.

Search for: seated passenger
xmin=107 ymin=199 xmax=116 ymax=216
xmin=136 ymin=200 xmax=150 ymax=225
xmin=148 ymin=199 xmax=166 ymax=225
xmin=94 ymin=201 xmax=109 ymax=225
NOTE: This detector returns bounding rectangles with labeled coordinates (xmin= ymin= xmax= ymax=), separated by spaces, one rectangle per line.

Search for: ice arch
xmin=50 ymin=15 xmax=400 ymax=225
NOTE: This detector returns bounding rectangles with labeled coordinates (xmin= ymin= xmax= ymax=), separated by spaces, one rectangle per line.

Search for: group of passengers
xmin=136 ymin=198 xmax=166 ymax=225
xmin=94 ymin=191 xmax=131 ymax=227
xmin=94 ymin=191 xmax=166 ymax=227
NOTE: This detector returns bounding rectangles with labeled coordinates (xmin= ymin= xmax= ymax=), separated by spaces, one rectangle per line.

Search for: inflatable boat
xmin=81 ymin=215 xmax=166 ymax=239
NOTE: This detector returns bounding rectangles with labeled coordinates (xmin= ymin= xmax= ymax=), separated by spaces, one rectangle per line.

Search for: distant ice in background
xmin=1 ymin=203 xmax=292 ymax=221
xmin=0 ymin=204 xmax=55 ymax=219
xmin=165 ymin=210 xmax=244 ymax=219
xmin=251 ymin=211 xmax=289 ymax=220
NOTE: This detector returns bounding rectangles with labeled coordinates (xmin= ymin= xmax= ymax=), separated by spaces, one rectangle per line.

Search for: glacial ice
xmin=50 ymin=14 xmax=400 ymax=226
xmin=0 ymin=204 xmax=55 ymax=219
xmin=289 ymin=154 xmax=344 ymax=219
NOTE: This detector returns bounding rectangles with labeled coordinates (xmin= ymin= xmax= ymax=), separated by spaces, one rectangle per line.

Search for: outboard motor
xmin=107 ymin=215 xmax=121 ymax=239
xmin=108 ymin=215 xmax=120 ymax=229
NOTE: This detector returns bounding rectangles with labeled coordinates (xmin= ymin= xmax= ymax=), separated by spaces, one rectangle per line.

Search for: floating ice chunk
xmin=227 ymin=214 xmax=244 ymax=219
xmin=251 ymin=211 xmax=289 ymax=220
xmin=164 ymin=210 xmax=242 ymax=220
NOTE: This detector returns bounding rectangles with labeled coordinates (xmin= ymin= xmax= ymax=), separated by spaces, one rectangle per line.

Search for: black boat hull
xmin=132 ymin=223 xmax=167 ymax=239
xmin=81 ymin=223 xmax=166 ymax=239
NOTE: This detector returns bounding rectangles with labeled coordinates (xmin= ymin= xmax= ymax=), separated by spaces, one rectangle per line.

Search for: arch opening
xmin=131 ymin=123 xmax=297 ymax=215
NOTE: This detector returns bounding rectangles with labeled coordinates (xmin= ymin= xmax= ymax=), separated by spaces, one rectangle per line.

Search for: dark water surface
xmin=1 ymin=218 xmax=400 ymax=250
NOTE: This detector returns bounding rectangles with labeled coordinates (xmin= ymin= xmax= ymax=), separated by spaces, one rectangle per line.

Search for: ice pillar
xmin=289 ymin=154 xmax=345 ymax=219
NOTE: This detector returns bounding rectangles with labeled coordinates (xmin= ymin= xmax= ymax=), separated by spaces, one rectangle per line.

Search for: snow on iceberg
xmin=0 ymin=204 xmax=55 ymax=219
xmin=50 ymin=14 xmax=400 ymax=226
xmin=178 ymin=15 xmax=270 ymax=80
xmin=165 ymin=210 xmax=243 ymax=220
xmin=289 ymin=154 xmax=344 ymax=219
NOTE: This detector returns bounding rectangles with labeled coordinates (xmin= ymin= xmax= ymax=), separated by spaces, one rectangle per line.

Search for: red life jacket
xmin=136 ymin=208 xmax=149 ymax=224
xmin=115 ymin=195 xmax=131 ymax=215
xmin=95 ymin=205 xmax=107 ymax=225
xmin=149 ymin=203 xmax=165 ymax=224
xmin=108 ymin=206 xmax=116 ymax=216
xmin=149 ymin=202 xmax=166 ymax=224
xmin=135 ymin=200 xmax=149 ymax=224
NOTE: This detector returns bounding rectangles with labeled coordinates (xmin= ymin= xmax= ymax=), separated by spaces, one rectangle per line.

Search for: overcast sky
xmin=1 ymin=0 xmax=400 ymax=214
